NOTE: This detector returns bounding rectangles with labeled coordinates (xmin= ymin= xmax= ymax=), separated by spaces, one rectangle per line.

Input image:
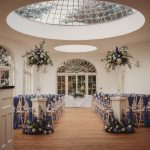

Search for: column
xmin=111 ymin=96 xmax=127 ymax=122
xmin=31 ymin=98 xmax=47 ymax=117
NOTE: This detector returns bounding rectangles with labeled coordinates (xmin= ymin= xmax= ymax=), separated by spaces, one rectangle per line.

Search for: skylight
xmin=54 ymin=45 xmax=97 ymax=52
xmin=15 ymin=0 xmax=136 ymax=26
xmin=7 ymin=1 xmax=145 ymax=40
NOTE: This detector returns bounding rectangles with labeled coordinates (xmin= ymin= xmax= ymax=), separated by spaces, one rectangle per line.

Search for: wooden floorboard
xmin=14 ymin=108 xmax=150 ymax=150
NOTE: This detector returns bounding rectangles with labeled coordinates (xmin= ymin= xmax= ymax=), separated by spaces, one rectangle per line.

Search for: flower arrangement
xmin=101 ymin=46 xmax=133 ymax=71
xmin=23 ymin=105 xmax=54 ymax=135
xmin=104 ymin=111 xmax=134 ymax=134
xmin=23 ymin=40 xmax=53 ymax=71
xmin=72 ymin=91 xmax=85 ymax=98
xmin=23 ymin=118 xmax=54 ymax=135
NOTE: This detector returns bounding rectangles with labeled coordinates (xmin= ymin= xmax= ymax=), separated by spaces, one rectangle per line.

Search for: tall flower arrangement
xmin=101 ymin=46 xmax=133 ymax=71
xmin=23 ymin=40 xmax=53 ymax=71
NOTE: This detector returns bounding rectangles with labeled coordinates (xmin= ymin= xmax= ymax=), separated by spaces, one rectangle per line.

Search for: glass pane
xmin=93 ymin=76 xmax=96 ymax=82
xmin=15 ymin=1 xmax=135 ymax=26
xmin=0 ymin=46 xmax=12 ymax=66
xmin=88 ymin=76 xmax=92 ymax=82
xmin=57 ymin=75 xmax=66 ymax=94
xmin=62 ymin=90 xmax=65 ymax=94
xmin=68 ymin=76 xmax=71 ymax=82
xmin=88 ymin=89 xmax=92 ymax=95
xmin=78 ymin=76 xmax=81 ymax=82
xmin=77 ymin=75 xmax=85 ymax=94
xmin=88 ymin=75 xmax=96 ymax=95
xmin=0 ymin=70 xmax=9 ymax=86
xmin=57 ymin=76 xmax=61 ymax=82
xmin=68 ymin=75 xmax=76 ymax=95
xmin=57 ymin=83 xmax=61 ymax=89
xmin=62 ymin=76 xmax=65 ymax=82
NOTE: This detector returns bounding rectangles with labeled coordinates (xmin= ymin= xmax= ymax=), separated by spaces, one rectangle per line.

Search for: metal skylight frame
xmin=15 ymin=0 xmax=136 ymax=26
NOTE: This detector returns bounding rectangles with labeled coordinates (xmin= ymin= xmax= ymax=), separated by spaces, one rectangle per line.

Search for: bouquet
xmin=23 ymin=40 xmax=53 ymax=71
xmin=101 ymin=46 xmax=133 ymax=71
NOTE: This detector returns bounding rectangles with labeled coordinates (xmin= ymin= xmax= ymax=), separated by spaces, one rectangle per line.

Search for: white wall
xmin=33 ymin=52 xmax=117 ymax=94
xmin=0 ymin=37 xmax=30 ymax=95
xmin=124 ymin=42 xmax=150 ymax=94
xmin=1 ymin=37 xmax=150 ymax=95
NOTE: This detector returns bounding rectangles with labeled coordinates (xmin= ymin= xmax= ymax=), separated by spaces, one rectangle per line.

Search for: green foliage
xmin=101 ymin=46 xmax=133 ymax=71
xmin=104 ymin=111 xmax=134 ymax=133
xmin=23 ymin=40 xmax=53 ymax=70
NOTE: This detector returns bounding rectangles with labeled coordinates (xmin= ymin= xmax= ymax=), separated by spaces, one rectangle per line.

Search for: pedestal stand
xmin=116 ymin=66 xmax=125 ymax=95
xmin=111 ymin=96 xmax=127 ymax=122
xmin=31 ymin=98 xmax=47 ymax=117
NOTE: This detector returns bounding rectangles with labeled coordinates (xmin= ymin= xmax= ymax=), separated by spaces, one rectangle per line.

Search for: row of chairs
xmin=13 ymin=94 xmax=65 ymax=129
xmin=92 ymin=93 xmax=150 ymax=127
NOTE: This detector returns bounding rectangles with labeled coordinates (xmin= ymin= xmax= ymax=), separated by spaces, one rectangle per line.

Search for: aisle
xmin=14 ymin=108 xmax=150 ymax=150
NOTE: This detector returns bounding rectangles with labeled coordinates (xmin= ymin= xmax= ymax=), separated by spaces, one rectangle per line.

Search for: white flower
xmin=47 ymin=124 xmax=51 ymax=128
xmin=128 ymin=125 xmax=132 ymax=128
xmin=40 ymin=55 xmax=43 ymax=58
xmin=117 ymin=58 xmax=122 ymax=64
xmin=121 ymin=128 xmax=125 ymax=132
xmin=32 ymin=128 xmax=36 ymax=133
xmin=116 ymin=125 xmax=119 ymax=128
xmin=49 ymin=130 xmax=52 ymax=134
xmin=44 ymin=130 xmax=47 ymax=134
xmin=113 ymin=56 xmax=116 ymax=60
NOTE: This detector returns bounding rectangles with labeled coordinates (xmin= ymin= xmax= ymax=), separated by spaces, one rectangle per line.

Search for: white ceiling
xmin=0 ymin=0 xmax=150 ymax=53
xmin=7 ymin=11 xmax=145 ymax=40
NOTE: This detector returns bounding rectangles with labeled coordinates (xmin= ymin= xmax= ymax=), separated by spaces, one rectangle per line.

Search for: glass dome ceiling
xmin=15 ymin=0 xmax=136 ymax=26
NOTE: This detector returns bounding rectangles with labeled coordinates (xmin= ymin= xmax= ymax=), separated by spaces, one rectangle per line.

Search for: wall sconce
xmin=134 ymin=60 xmax=140 ymax=68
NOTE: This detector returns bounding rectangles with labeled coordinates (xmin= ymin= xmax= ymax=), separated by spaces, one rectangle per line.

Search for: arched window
xmin=0 ymin=46 xmax=15 ymax=87
xmin=57 ymin=59 xmax=97 ymax=95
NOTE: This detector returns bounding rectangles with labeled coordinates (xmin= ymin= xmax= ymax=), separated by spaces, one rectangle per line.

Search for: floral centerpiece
xmin=23 ymin=40 xmax=53 ymax=71
xmin=101 ymin=46 xmax=133 ymax=71
xmin=23 ymin=118 xmax=54 ymax=135
xmin=23 ymin=106 xmax=54 ymax=135
xmin=72 ymin=91 xmax=85 ymax=98
xmin=104 ymin=111 xmax=134 ymax=134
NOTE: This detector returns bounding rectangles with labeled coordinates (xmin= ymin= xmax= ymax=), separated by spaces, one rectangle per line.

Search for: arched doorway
xmin=57 ymin=59 xmax=97 ymax=95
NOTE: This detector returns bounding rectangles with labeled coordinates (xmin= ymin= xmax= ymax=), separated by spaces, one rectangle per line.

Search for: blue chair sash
xmin=143 ymin=96 xmax=150 ymax=127
xmin=13 ymin=97 xmax=19 ymax=129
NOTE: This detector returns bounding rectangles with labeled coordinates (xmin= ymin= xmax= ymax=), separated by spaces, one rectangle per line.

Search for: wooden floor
xmin=14 ymin=108 xmax=150 ymax=150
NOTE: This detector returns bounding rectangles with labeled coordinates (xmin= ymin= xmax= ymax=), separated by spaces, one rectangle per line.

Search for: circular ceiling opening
xmin=7 ymin=0 xmax=145 ymax=40
xmin=54 ymin=45 xmax=97 ymax=52
xmin=14 ymin=0 xmax=135 ymax=26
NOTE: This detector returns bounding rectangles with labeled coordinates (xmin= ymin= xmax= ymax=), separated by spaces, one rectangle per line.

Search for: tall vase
xmin=37 ymin=67 xmax=42 ymax=95
xmin=116 ymin=66 xmax=125 ymax=96
xmin=36 ymin=66 xmax=47 ymax=95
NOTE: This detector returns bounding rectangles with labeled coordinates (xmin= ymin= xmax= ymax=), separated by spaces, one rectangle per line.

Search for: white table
xmin=64 ymin=95 xmax=93 ymax=107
